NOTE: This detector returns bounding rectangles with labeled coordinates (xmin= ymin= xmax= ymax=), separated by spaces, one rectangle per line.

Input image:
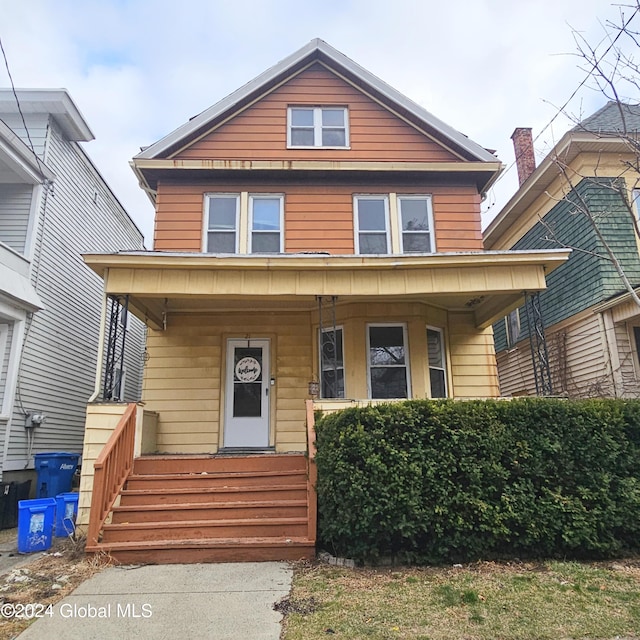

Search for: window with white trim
xmin=320 ymin=326 xmax=345 ymax=398
xmin=427 ymin=327 xmax=447 ymax=398
xmin=398 ymin=195 xmax=435 ymax=253
xmin=354 ymin=196 xmax=390 ymax=254
xmin=249 ymin=195 xmax=283 ymax=253
xmin=288 ymin=107 xmax=348 ymax=148
xmin=367 ymin=324 xmax=409 ymax=399
xmin=505 ymin=309 xmax=521 ymax=348
xmin=205 ymin=194 xmax=239 ymax=253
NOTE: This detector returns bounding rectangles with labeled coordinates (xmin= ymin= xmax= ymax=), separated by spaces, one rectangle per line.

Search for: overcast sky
xmin=0 ymin=0 xmax=636 ymax=246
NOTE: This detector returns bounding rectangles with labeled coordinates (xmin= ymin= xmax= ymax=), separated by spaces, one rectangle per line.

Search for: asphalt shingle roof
xmin=574 ymin=101 xmax=640 ymax=134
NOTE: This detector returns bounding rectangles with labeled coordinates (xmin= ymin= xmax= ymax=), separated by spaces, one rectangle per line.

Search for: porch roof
xmin=83 ymin=250 xmax=570 ymax=331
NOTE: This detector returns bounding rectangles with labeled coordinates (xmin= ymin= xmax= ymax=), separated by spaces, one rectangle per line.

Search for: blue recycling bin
xmin=18 ymin=498 xmax=56 ymax=553
xmin=54 ymin=492 xmax=79 ymax=537
xmin=34 ymin=452 xmax=80 ymax=498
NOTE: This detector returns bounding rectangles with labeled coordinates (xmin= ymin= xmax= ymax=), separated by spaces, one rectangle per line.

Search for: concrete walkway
xmin=17 ymin=562 xmax=293 ymax=639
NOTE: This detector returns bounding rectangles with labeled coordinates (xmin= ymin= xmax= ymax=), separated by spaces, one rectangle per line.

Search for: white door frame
xmin=223 ymin=338 xmax=270 ymax=448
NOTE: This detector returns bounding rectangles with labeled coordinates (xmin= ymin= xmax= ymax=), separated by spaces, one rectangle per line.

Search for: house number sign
xmin=235 ymin=357 xmax=261 ymax=382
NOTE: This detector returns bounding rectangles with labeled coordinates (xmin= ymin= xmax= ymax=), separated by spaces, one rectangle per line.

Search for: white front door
xmin=224 ymin=339 xmax=270 ymax=448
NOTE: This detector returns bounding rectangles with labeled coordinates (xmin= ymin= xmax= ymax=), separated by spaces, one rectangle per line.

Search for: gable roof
xmin=0 ymin=89 xmax=94 ymax=142
xmin=135 ymin=39 xmax=497 ymax=163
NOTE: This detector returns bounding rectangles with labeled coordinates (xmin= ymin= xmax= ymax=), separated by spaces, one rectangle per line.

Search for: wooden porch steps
xmin=94 ymin=537 xmax=316 ymax=564
xmin=94 ymin=453 xmax=316 ymax=564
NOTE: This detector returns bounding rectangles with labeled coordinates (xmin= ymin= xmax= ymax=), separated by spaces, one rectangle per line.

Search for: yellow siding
xmin=136 ymin=302 xmax=504 ymax=454
xmin=448 ymin=312 xmax=500 ymax=398
xmin=104 ymin=263 xmax=548 ymax=299
xmin=142 ymin=311 xmax=312 ymax=454
xmin=77 ymin=403 xmax=131 ymax=526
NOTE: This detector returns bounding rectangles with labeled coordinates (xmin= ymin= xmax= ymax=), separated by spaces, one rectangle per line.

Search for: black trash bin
xmin=0 ymin=480 xmax=32 ymax=529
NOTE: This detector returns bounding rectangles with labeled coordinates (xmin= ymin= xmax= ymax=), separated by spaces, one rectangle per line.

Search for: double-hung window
xmin=249 ymin=195 xmax=283 ymax=253
xmin=354 ymin=196 xmax=390 ymax=254
xmin=288 ymin=107 xmax=348 ymax=148
xmin=398 ymin=195 xmax=435 ymax=253
xmin=367 ymin=324 xmax=409 ymax=399
xmin=206 ymin=194 xmax=239 ymax=253
xmin=427 ymin=327 xmax=447 ymax=398
xmin=320 ymin=327 xmax=345 ymax=398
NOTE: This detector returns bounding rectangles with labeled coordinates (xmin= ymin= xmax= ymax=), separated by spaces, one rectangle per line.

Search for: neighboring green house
xmin=484 ymin=103 xmax=640 ymax=397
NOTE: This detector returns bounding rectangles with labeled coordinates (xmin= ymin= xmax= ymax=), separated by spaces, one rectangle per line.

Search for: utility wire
xmin=485 ymin=5 xmax=640 ymax=211
xmin=0 ymin=32 xmax=48 ymax=178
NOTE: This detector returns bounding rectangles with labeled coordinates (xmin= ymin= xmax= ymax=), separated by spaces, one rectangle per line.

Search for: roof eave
xmin=135 ymin=39 xmax=498 ymax=164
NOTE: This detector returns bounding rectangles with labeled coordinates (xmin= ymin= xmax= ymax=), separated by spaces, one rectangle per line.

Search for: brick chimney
xmin=511 ymin=127 xmax=536 ymax=186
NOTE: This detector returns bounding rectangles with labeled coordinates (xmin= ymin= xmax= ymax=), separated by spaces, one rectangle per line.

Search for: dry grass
xmin=281 ymin=559 xmax=640 ymax=640
xmin=0 ymin=533 xmax=111 ymax=639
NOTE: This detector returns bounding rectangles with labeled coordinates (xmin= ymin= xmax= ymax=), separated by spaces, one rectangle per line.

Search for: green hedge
xmin=314 ymin=399 xmax=640 ymax=564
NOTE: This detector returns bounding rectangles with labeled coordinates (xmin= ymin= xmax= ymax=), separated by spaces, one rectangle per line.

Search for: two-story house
xmin=78 ymin=40 xmax=568 ymax=563
xmin=0 ymin=89 xmax=146 ymax=491
xmin=485 ymin=102 xmax=640 ymax=398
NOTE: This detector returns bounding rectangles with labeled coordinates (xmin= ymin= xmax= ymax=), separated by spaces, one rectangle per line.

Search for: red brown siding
xmin=173 ymin=64 xmax=461 ymax=163
xmin=154 ymin=182 xmax=483 ymax=253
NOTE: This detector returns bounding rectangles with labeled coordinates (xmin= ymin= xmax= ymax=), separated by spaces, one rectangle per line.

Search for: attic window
xmin=288 ymin=107 xmax=348 ymax=148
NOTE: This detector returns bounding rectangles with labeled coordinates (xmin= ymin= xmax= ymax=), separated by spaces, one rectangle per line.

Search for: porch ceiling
xmin=84 ymin=250 xmax=570 ymax=330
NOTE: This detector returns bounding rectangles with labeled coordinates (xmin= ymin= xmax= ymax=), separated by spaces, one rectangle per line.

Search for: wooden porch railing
xmin=86 ymin=403 xmax=137 ymax=549
xmin=305 ymin=399 xmax=318 ymax=544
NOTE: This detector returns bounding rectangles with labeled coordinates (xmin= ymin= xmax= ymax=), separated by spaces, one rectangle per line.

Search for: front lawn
xmin=280 ymin=559 xmax=640 ymax=639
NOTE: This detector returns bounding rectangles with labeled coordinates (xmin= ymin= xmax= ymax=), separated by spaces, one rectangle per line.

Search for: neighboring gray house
xmin=0 ymin=89 xmax=145 ymax=485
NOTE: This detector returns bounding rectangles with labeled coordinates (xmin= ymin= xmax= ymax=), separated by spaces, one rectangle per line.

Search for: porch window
xmin=398 ymin=195 xmax=435 ymax=253
xmin=288 ymin=106 xmax=348 ymax=148
xmin=354 ymin=196 xmax=390 ymax=254
xmin=249 ymin=195 xmax=283 ymax=253
xmin=367 ymin=324 xmax=409 ymax=399
xmin=205 ymin=194 xmax=239 ymax=253
xmin=320 ymin=327 xmax=345 ymax=398
xmin=427 ymin=327 xmax=447 ymax=398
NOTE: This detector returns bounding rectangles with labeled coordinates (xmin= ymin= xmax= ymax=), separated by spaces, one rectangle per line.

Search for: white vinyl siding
xmin=0 ymin=113 xmax=49 ymax=159
xmin=0 ymin=184 xmax=34 ymax=253
xmin=4 ymin=119 xmax=145 ymax=468
xmin=0 ymin=323 xmax=10 ymax=410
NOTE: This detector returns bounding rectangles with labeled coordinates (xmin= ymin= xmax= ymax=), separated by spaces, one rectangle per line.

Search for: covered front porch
xmin=78 ymin=250 xmax=569 ymax=562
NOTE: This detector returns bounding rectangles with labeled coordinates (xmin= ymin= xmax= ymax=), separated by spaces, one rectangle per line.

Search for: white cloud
xmin=0 ymin=0 xmax=636 ymax=242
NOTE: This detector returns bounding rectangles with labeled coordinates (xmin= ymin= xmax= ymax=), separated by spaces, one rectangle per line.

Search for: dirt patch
xmin=274 ymin=595 xmax=319 ymax=616
xmin=0 ymin=534 xmax=111 ymax=639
